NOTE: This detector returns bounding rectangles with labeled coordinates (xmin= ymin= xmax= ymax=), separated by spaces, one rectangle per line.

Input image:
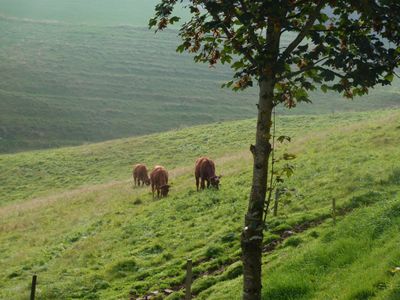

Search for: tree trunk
xmin=241 ymin=78 xmax=274 ymax=300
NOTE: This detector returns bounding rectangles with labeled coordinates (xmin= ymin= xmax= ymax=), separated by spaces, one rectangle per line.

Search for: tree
xmin=150 ymin=1 xmax=400 ymax=299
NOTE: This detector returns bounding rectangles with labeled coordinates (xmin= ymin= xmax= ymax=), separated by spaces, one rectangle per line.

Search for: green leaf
xmin=169 ymin=16 xmax=180 ymax=24
xmin=148 ymin=18 xmax=157 ymax=28
xmin=384 ymin=73 xmax=394 ymax=82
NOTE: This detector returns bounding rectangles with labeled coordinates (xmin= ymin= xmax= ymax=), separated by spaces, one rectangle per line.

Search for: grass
xmin=1 ymin=108 xmax=400 ymax=299
xmin=204 ymin=197 xmax=400 ymax=300
xmin=0 ymin=0 xmax=399 ymax=153
xmin=1 ymin=109 xmax=394 ymax=205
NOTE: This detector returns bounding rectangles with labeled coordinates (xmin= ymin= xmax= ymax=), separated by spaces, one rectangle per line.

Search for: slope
xmin=0 ymin=109 xmax=399 ymax=299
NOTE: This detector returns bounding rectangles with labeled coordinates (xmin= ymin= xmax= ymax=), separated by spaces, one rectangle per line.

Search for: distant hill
xmin=0 ymin=0 xmax=399 ymax=153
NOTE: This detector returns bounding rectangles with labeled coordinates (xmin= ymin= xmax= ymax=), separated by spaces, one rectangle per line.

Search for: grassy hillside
xmin=1 ymin=0 xmax=400 ymax=153
xmin=1 ymin=109 xmax=394 ymax=206
xmin=1 ymin=109 xmax=399 ymax=299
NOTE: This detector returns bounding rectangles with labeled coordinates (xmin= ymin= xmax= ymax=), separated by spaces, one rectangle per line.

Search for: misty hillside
xmin=1 ymin=0 xmax=399 ymax=153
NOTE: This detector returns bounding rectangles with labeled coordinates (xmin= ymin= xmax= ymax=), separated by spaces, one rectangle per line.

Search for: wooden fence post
xmin=30 ymin=275 xmax=37 ymax=300
xmin=185 ymin=259 xmax=193 ymax=300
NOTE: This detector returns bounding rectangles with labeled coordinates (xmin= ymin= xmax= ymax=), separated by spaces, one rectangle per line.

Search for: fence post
xmin=30 ymin=275 xmax=37 ymax=300
xmin=185 ymin=259 xmax=193 ymax=300
xmin=332 ymin=198 xmax=336 ymax=226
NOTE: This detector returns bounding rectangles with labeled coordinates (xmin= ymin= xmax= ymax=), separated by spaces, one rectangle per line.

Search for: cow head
xmin=160 ymin=184 xmax=170 ymax=197
xmin=210 ymin=176 xmax=222 ymax=189
xmin=145 ymin=178 xmax=151 ymax=186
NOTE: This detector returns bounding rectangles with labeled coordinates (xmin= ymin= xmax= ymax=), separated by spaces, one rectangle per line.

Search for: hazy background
xmin=0 ymin=0 xmax=399 ymax=153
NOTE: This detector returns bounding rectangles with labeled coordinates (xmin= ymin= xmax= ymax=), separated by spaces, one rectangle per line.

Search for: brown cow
xmin=195 ymin=157 xmax=221 ymax=191
xmin=150 ymin=165 xmax=170 ymax=198
xmin=133 ymin=164 xmax=150 ymax=186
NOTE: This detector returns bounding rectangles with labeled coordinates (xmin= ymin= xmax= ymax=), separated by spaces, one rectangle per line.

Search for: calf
xmin=133 ymin=164 xmax=150 ymax=186
xmin=195 ymin=157 xmax=221 ymax=190
xmin=150 ymin=165 xmax=170 ymax=198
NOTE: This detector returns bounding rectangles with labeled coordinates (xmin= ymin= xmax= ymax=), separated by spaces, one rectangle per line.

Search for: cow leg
xmin=157 ymin=188 xmax=161 ymax=199
xmin=207 ymin=180 xmax=210 ymax=188
xmin=200 ymin=178 xmax=206 ymax=190
xmin=134 ymin=176 xmax=137 ymax=186
xmin=196 ymin=176 xmax=200 ymax=191
xmin=152 ymin=184 xmax=155 ymax=199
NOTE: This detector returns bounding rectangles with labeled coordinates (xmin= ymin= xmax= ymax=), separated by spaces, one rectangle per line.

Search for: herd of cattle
xmin=133 ymin=157 xmax=222 ymax=198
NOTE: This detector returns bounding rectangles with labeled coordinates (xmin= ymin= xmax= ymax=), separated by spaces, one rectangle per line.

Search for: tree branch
xmin=209 ymin=12 xmax=258 ymax=67
xmin=316 ymin=67 xmax=346 ymax=79
xmin=280 ymin=0 xmax=327 ymax=61
xmin=283 ymin=56 xmax=330 ymax=80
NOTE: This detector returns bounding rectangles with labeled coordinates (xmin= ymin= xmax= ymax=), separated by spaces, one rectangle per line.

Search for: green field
xmin=1 ymin=108 xmax=399 ymax=299
xmin=1 ymin=0 xmax=400 ymax=153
